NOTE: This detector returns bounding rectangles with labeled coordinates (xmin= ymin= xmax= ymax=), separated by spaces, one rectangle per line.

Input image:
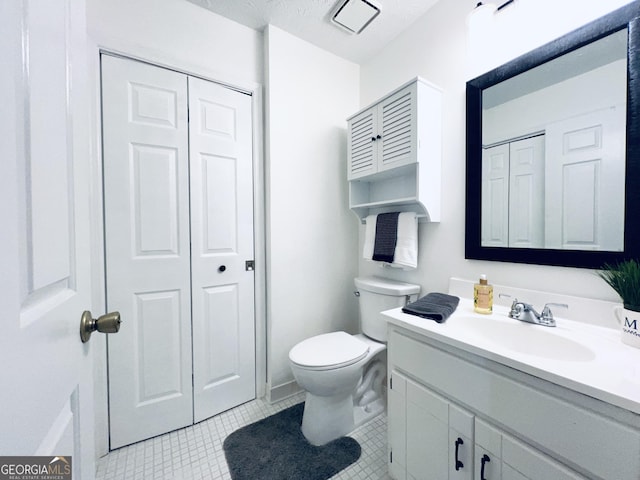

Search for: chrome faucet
xmin=506 ymin=298 xmax=568 ymax=327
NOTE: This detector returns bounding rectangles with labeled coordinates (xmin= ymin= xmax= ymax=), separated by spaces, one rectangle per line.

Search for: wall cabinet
xmin=347 ymin=78 xmax=442 ymax=222
xmin=387 ymin=326 xmax=640 ymax=480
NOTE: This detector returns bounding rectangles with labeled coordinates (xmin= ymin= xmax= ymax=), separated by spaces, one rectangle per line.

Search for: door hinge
xmin=245 ymin=260 xmax=255 ymax=271
xmin=390 ymin=375 xmax=393 ymax=390
xmin=390 ymin=450 xmax=393 ymax=463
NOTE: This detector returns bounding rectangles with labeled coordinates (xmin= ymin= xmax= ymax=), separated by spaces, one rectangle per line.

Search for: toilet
xmin=288 ymin=276 xmax=420 ymax=445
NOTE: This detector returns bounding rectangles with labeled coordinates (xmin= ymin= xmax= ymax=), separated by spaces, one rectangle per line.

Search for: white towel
xmin=363 ymin=215 xmax=377 ymax=261
xmin=363 ymin=212 xmax=418 ymax=269
xmin=392 ymin=212 xmax=418 ymax=269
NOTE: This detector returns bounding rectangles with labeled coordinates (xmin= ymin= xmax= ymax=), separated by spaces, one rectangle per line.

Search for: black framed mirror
xmin=466 ymin=1 xmax=640 ymax=269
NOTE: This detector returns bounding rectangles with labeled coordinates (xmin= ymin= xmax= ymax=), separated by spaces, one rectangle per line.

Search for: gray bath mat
xmin=223 ymin=402 xmax=361 ymax=480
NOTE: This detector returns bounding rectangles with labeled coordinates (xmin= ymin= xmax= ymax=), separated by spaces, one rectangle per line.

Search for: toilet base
xmin=301 ymin=391 xmax=355 ymax=446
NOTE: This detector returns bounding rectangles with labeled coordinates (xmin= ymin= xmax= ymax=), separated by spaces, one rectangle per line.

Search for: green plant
xmin=598 ymin=259 xmax=640 ymax=312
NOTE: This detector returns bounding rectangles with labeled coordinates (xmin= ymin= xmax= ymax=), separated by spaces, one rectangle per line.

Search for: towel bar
xmin=360 ymin=214 xmax=425 ymax=224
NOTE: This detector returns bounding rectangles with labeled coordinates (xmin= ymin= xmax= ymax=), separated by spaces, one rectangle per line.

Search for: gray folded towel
xmin=402 ymin=292 xmax=460 ymax=323
xmin=372 ymin=212 xmax=400 ymax=263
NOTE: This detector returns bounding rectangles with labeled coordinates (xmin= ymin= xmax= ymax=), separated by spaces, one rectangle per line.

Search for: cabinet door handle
xmin=480 ymin=454 xmax=491 ymax=480
xmin=454 ymin=437 xmax=464 ymax=471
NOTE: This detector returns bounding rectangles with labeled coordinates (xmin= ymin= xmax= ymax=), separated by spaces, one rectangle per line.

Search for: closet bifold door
xmin=102 ymin=55 xmax=194 ymax=449
xmin=187 ymin=77 xmax=256 ymax=423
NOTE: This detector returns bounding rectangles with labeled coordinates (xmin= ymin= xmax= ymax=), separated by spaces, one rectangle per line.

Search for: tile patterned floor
xmin=96 ymin=393 xmax=391 ymax=480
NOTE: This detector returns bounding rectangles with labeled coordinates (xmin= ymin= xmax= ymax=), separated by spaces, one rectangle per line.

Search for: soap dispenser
xmin=474 ymin=274 xmax=493 ymax=314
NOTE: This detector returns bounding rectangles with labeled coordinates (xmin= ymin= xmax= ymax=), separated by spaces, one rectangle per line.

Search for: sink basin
xmin=453 ymin=316 xmax=596 ymax=362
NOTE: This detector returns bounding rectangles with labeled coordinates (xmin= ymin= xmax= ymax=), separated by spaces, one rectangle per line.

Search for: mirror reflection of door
xmin=482 ymin=136 xmax=544 ymax=248
xmin=480 ymin=28 xmax=627 ymax=250
xmin=545 ymin=106 xmax=625 ymax=251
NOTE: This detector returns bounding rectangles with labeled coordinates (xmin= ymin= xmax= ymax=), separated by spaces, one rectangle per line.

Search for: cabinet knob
xmin=218 ymin=265 xmax=226 ymax=273
xmin=454 ymin=437 xmax=464 ymax=471
xmin=371 ymin=136 xmax=377 ymax=142
xmin=376 ymin=134 xmax=382 ymax=140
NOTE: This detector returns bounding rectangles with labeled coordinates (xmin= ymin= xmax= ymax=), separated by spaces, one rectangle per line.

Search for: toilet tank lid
xmin=289 ymin=332 xmax=368 ymax=368
xmin=354 ymin=276 xmax=420 ymax=296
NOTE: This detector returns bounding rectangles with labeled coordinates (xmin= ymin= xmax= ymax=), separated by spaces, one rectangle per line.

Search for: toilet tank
xmin=354 ymin=276 xmax=420 ymax=342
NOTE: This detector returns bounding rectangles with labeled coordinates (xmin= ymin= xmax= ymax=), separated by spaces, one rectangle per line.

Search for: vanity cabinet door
xmin=388 ymin=371 xmax=407 ymax=480
xmin=406 ymin=376 xmax=449 ymax=479
xmin=475 ymin=419 xmax=502 ymax=480
xmin=388 ymin=370 xmax=474 ymax=480
xmin=449 ymin=404 xmax=474 ymax=480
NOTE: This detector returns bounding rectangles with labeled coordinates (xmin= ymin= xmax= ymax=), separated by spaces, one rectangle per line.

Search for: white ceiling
xmin=186 ymin=0 xmax=441 ymax=64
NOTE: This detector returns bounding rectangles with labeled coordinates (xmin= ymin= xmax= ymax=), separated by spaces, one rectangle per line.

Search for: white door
xmin=102 ymin=55 xmax=256 ymax=447
xmin=508 ymin=136 xmax=544 ymax=248
xmin=545 ymin=106 xmax=625 ymax=251
xmin=188 ymin=77 xmax=256 ymax=422
xmin=0 ymin=0 xmax=94 ymax=477
xmin=102 ymin=55 xmax=194 ymax=448
xmin=482 ymin=144 xmax=510 ymax=247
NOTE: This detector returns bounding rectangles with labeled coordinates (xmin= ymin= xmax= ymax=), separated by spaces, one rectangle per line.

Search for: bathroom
xmin=2 ymin=0 xmax=638 ymax=478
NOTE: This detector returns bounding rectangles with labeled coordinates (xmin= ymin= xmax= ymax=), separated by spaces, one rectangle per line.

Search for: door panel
xmin=102 ymin=55 xmax=194 ymax=449
xmin=188 ymin=76 xmax=256 ymax=423
xmin=1 ymin=0 xmax=92 ymax=476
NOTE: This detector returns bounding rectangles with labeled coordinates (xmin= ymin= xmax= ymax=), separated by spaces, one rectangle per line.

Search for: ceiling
xmin=186 ymin=0 xmax=441 ymax=64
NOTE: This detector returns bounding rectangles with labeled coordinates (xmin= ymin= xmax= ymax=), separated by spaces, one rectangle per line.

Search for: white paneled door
xmin=102 ymin=55 xmax=194 ymax=449
xmin=0 ymin=0 xmax=94 ymax=477
xmin=188 ymin=77 xmax=256 ymax=423
xmin=102 ymin=55 xmax=255 ymax=449
xmin=545 ymin=106 xmax=625 ymax=251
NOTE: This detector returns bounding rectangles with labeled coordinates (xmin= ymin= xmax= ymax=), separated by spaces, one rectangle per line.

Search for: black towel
xmin=402 ymin=292 xmax=460 ymax=323
xmin=372 ymin=212 xmax=400 ymax=263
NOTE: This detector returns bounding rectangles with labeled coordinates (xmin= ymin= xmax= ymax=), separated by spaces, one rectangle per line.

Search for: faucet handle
xmin=540 ymin=302 xmax=568 ymax=325
xmin=506 ymin=297 xmax=521 ymax=318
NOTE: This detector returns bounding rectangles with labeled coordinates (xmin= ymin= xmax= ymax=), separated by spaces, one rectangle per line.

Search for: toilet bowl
xmin=288 ymin=277 xmax=420 ymax=446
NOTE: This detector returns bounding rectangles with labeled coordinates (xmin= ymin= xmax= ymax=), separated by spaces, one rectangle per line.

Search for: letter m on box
xmin=624 ymin=317 xmax=638 ymax=330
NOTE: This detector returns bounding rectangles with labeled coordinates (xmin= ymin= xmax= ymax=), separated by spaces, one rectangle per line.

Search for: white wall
xmin=264 ymin=25 xmax=360 ymax=397
xmin=358 ymin=0 xmax=633 ymax=302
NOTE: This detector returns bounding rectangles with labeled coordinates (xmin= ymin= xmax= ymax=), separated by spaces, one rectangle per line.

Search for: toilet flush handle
xmin=354 ymin=290 xmax=360 ymax=297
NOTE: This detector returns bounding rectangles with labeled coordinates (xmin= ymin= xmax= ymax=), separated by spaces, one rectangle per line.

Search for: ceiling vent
xmin=331 ymin=0 xmax=381 ymax=35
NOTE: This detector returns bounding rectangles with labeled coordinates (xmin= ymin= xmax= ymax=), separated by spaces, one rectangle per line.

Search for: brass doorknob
xmin=80 ymin=311 xmax=122 ymax=343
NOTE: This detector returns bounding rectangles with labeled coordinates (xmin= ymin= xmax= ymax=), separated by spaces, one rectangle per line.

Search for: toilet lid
xmin=289 ymin=331 xmax=369 ymax=369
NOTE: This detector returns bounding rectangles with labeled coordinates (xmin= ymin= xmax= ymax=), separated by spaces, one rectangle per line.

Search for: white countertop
xmin=383 ymin=299 xmax=640 ymax=415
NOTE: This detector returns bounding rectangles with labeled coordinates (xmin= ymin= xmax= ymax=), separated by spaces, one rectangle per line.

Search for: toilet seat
xmin=289 ymin=331 xmax=369 ymax=371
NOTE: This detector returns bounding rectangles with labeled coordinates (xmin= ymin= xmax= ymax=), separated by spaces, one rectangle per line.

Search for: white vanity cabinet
xmin=347 ymin=78 xmax=442 ymax=222
xmin=387 ymin=325 xmax=640 ymax=480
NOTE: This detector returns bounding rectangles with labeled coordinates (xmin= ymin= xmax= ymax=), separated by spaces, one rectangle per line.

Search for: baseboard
xmin=268 ymin=380 xmax=303 ymax=403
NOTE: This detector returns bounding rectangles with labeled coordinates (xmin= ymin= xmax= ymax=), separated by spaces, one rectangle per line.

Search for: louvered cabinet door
xmin=348 ymin=107 xmax=378 ymax=179
xmin=378 ymin=84 xmax=417 ymax=172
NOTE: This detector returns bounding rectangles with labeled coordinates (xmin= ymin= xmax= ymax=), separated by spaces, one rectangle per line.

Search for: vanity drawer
xmin=389 ymin=328 xmax=640 ymax=480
